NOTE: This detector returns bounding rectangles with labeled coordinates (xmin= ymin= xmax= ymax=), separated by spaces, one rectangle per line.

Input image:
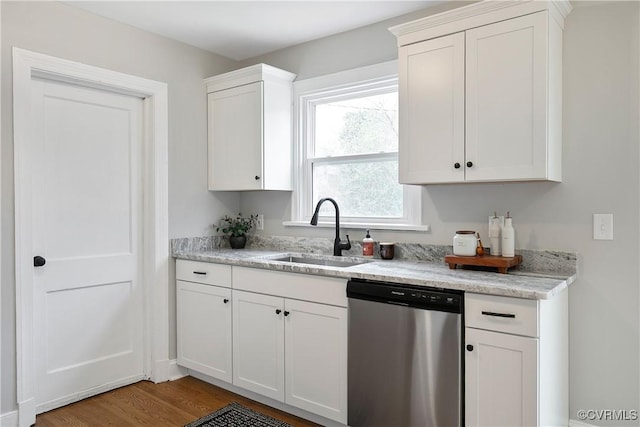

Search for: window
xmin=289 ymin=62 xmax=425 ymax=230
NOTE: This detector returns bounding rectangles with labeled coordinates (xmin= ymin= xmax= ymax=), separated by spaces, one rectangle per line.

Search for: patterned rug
xmin=184 ymin=402 xmax=294 ymax=427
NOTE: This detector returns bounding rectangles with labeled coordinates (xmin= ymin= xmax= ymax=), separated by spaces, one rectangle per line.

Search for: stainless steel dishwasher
xmin=347 ymin=278 xmax=463 ymax=427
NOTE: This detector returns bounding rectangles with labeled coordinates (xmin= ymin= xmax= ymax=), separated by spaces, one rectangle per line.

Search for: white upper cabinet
xmin=399 ymin=32 xmax=465 ymax=184
xmin=391 ymin=1 xmax=571 ymax=184
xmin=205 ymin=64 xmax=296 ymax=191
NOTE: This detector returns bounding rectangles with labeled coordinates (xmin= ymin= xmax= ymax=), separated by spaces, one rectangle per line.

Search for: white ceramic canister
xmin=453 ymin=230 xmax=478 ymax=256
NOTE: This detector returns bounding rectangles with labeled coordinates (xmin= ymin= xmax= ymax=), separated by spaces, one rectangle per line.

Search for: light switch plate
xmin=593 ymin=213 xmax=613 ymax=240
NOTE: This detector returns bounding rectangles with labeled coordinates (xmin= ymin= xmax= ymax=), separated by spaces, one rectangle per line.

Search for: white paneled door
xmin=30 ymin=78 xmax=145 ymax=412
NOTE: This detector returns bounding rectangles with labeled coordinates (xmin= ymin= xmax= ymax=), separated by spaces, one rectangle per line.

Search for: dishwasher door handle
xmin=387 ymin=301 xmax=410 ymax=307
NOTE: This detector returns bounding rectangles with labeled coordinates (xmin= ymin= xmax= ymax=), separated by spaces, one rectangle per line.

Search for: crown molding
xmin=205 ymin=63 xmax=296 ymax=93
xmin=389 ymin=0 xmax=572 ymax=46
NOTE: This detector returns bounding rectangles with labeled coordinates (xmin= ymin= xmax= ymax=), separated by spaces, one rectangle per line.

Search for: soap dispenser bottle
xmin=489 ymin=212 xmax=502 ymax=256
xmin=362 ymin=230 xmax=374 ymax=257
xmin=502 ymin=212 xmax=515 ymax=258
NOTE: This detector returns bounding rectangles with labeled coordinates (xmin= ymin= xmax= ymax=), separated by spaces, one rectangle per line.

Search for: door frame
xmin=12 ymin=47 xmax=169 ymax=426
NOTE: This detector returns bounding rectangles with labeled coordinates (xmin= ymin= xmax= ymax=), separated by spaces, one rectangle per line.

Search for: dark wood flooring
xmin=35 ymin=376 xmax=322 ymax=426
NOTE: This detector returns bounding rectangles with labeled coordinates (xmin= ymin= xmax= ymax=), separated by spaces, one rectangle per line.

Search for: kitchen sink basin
xmin=270 ymin=255 xmax=369 ymax=268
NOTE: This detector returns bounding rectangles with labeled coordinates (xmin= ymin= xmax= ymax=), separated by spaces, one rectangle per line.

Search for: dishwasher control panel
xmin=347 ymin=278 xmax=462 ymax=313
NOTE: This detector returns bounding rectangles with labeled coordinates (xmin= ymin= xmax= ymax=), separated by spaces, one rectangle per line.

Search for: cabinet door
xmin=466 ymin=327 xmax=539 ymax=427
xmin=232 ymin=290 xmax=284 ymax=401
xmin=176 ymin=280 xmax=232 ymax=382
xmin=398 ymin=32 xmax=465 ymax=184
xmin=208 ymin=82 xmax=263 ymax=190
xmin=466 ymin=12 xmax=548 ymax=182
xmin=284 ymin=299 xmax=348 ymax=424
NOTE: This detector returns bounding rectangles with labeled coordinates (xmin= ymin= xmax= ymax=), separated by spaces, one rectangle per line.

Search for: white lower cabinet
xmin=465 ymin=291 xmax=568 ymax=427
xmin=284 ymin=299 xmax=347 ymax=422
xmin=465 ymin=327 xmax=538 ymax=426
xmin=176 ymin=260 xmax=348 ymax=425
xmin=232 ymin=290 xmax=285 ymax=400
xmin=176 ymin=280 xmax=232 ymax=382
xmin=232 ymin=289 xmax=348 ymax=424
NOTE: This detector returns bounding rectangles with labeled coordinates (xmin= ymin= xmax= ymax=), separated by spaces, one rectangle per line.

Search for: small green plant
xmin=216 ymin=213 xmax=258 ymax=237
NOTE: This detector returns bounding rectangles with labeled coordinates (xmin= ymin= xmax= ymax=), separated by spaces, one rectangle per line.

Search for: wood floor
xmin=35 ymin=376 xmax=322 ymax=426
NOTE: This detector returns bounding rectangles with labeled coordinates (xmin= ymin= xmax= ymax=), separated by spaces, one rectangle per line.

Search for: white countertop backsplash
xmin=171 ymin=235 xmax=577 ymax=300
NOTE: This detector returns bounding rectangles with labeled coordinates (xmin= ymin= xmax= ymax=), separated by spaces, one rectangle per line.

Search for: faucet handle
xmin=344 ymin=234 xmax=351 ymax=250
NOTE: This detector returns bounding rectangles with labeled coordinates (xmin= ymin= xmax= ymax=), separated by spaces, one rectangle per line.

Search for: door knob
xmin=34 ymin=256 xmax=46 ymax=267
xmin=255 ymin=175 xmax=261 ymax=180
xmin=466 ymin=344 xmax=474 ymax=352
xmin=466 ymin=161 xmax=473 ymax=168
xmin=276 ymin=309 xmax=282 ymax=315
xmin=454 ymin=162 xmax=461 ymax=169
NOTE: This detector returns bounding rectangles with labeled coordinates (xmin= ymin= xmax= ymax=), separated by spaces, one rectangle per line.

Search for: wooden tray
xmin=445 ymin=254 xmax=522 ymax=274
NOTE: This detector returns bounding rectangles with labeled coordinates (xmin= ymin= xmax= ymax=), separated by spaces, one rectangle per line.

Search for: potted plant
xmin=216 ymin=213 xmax=258 ymax=249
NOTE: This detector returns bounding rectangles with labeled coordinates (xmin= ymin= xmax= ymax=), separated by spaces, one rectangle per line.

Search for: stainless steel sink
xmin=270 ymin=255 xmax=368 ymax=268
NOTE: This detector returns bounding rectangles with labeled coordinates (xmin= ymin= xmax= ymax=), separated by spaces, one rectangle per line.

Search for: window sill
xmin=282 ymin=221 xmax=430 ymax=232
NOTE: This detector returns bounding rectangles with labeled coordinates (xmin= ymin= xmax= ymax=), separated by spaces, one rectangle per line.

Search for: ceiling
xmin=66 ymin=1 xmax=441 ymax=61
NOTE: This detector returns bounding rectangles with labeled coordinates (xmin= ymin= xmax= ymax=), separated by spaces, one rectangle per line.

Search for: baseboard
xmin=0 ymin=410 xmax=18 ymax=427
xmin=570 ymin=419 xmax=597 ymax=427
xmin=151 ymin=358 xmax=170 ymax=383
xmin=169 ymin=359 xmax=188 ymax=381
xmin=17 ymin=398 xmax=35 ymax=427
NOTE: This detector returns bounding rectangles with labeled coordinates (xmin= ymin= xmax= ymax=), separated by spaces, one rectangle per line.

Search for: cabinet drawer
xmin=465 ymin=293 xmax=538 ymax=337
xmin=233 ymin=266 xmax=347 ymax=307
xmin=176 ymin=259 xmax=232 ymax=287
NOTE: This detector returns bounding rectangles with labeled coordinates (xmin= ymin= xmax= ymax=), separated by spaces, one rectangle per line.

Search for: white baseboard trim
xmin=151 ymin=358 xmax=170 ymax=383
xmin=570 ymin=419 xmax=597 ymax=427
xmin=0 ymin=410 xmax=18 ymax=427
xmin=17 ymin=398 xmax=35 ymax=427
xmin=169 ymin=359 xmax=188 ymax=381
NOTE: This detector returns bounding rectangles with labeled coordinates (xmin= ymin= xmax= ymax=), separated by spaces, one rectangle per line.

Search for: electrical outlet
xmin=593 ymin=213 xmax=613 ymax=240
xmin=256 ymin=214 xmax=264 ymax=231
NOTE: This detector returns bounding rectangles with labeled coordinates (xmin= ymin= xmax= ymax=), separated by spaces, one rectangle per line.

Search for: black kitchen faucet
xmin=310 ymin=197 xmax=351 ymax=256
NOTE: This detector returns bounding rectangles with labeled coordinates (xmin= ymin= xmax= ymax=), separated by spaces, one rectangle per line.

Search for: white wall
xmin=240 ymin=2 xmax=640 ymax=424
xmin=1 ymin=1 xmax=241 ymax=413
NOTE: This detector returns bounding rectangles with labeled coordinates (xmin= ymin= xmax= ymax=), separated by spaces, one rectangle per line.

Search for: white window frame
xmin=285 ymin=61 xmax=427 ymax=231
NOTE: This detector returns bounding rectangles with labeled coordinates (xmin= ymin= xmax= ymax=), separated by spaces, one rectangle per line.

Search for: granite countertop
xmin=173 ymin=248 xmax=576 ymax=300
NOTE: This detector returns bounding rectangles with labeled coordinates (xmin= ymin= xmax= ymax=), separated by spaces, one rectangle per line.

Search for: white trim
xmin=12 ymin=48 xmax=169 ymax=423
xmin=569 ymin=419 xmax=597 ymax=427
xmin=0 ymin=2 xmax=3 ymax=414
xmin=291 ymin=61 xmax=425 ymax=231
xmin=389 ymin=0 xmax=572 ymax=46
xmin=204 ymin=63 xmax=296 ymax=93
xmin=0 ymin=410 xmax=18 ymax=427
xmin=169 ymin=359 xmax=189 ymax=381
xmin=282 ymin=221 xmax=429 ymax=232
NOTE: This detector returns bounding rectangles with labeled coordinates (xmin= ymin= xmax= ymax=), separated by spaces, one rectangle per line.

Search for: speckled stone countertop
xmin=172 ymin=238 xmax=577 ymax=299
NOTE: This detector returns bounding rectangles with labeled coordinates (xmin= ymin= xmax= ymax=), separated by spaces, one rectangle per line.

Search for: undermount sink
xmin=270 ymin=255 xmax=369 ymax=268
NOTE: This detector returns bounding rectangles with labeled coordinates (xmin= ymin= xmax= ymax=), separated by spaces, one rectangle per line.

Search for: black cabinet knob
xmin=255 ymin=175 xmax=261 ymax=180
xmin=466 ymin=161 xmax=473 ymax=168
xmin=466 ymin=344 xmax=474 ymax=352
xmin=223 ymin=298 xmax=229 ymax=304
xmin=284 ymin=311 xmax=290 ymax=317
xmin=276 ymin=309 xmax=282 ymax=315
xmin=34 ymin=256 xmax=46 ymax=267
xmin=454 ymin=162 xmax=461 ymax=169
